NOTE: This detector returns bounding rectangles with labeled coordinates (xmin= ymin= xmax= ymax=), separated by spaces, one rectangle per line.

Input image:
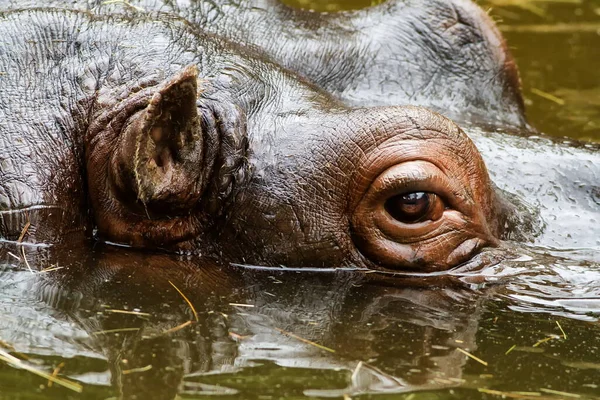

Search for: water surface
xmin=2 ymin=242 xmax=600 ymax=399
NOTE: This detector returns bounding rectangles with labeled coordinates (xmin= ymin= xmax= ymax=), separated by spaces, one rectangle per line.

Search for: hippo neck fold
xmin=86 ymin=0 xmax=526 ymax=128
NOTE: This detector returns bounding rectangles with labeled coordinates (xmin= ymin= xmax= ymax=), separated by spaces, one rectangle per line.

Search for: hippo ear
xmin=111 ymin=65 xmax=206 ymax=213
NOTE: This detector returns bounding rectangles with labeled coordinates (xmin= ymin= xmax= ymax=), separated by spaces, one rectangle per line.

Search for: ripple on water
xmin=501 ymin=246 xmax=600 ymax=321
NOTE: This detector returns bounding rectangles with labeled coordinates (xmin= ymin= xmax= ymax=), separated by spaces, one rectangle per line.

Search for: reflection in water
xmin=1 ymin=240 xmax=599 ymax=399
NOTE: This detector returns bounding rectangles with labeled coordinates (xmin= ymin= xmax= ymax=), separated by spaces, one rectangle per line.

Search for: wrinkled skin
xmin=0 ymin=1 xmax=598 ymax=275
xmin=2 ymin=0 xmax=526 ymax=128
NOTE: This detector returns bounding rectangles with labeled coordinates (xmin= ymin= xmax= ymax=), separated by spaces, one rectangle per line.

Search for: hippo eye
xmin=384 ymin=192 xmax=444 ymax=224
xmin=350 ymin=159 xmax=497 ymax=271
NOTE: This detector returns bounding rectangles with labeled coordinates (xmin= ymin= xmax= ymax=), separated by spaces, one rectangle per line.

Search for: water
xmin=1 ymin=1 xmax=600 ymax=399
xmin=1 ymin=244 xmax=600 ymax=399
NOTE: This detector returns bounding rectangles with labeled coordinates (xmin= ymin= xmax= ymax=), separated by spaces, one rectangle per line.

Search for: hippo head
xmin=85 ymin=65 xmax=505 ymax=272
xmin=0 ymin=10 xmax=509 ymax=273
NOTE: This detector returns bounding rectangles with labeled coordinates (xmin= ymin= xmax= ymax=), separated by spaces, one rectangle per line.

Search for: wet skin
xmin=0 ymin=1 xmax=599 ymax=275
xmin=1 ymin=0 xmax=526 ymax=128
xmin=0 ymin=8 xmax=512 ymax=273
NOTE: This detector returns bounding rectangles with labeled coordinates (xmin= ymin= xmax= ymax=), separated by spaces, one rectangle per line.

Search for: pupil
xmin=403 ymin=192 xmax=425 ymax=205
xmin=384 ymin=192 xmax=431 ymax=223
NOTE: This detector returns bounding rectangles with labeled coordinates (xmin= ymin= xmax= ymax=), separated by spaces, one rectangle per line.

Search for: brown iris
xmin=384 ymin=192 xmax=444 ymax=224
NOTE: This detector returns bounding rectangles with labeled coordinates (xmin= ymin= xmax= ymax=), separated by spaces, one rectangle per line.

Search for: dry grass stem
xmin=93 ymin=328 xmax=141 ymax=335
xmin=229 ymin=303 xmax=255 ymax=308
xmin=351 ymin=361 xmax=364 ymax=382
xmin=0 ymin=340 xmax=29 ymax=360
xmin=456 ymin=348 xmax=488 ymax=366
xmin=122 ymin=364 xmax=152 ymax=375
xmin=511 ymin=392 xmax=541 ymax=396
xmin=532 ymin=336 xmax=556 ymax=347
xmin=17 ymin=221 xmax=30 ymax=243
xmin=168 ymin=281 xmax=199 ymax=321
xmin=500 ymin=23 xmax=600 ymax=33
xmin=0 ymin=348 xmax=82 ymax=392
xmin=539 ymin=388 xmax=581 ymax=398
xmin=105 ymin=309 xmax=151 ymax=317
xmin=478 ymin=388 xmax=555 ymax=400
xmin=505 ymin=344 xmax=517 ymax=355
xmin=229 ymin=332 xmax=249 ymax=340
xmin=556 ymin=321 xmax=567 ymax=339
xmin=531 ymin=88 xmax=565 ymax=105
xmin=0 ymin=340 xmax=15 ymax=351
xmin=162 ymin=320 xmax=193 ymax=335
xmin=39 ymin=265 xmax=64 ymax=273
xmin=47 ymin=362 xmax=65 ymax=388
xmin=275 ymin=327 xmax=335 ymax=353
xmin=20 ymin=246 xmax=33 ymax=274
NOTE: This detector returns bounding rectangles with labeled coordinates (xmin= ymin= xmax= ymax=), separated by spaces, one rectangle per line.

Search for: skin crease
xmin=0 ymin=8 xmax=508 ymax=272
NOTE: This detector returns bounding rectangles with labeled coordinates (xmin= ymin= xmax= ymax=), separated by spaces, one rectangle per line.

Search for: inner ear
xmin=111 ymin=65 xmax=206 ymax=213
xmin=146 ymin=73 xmax=199 ymax=168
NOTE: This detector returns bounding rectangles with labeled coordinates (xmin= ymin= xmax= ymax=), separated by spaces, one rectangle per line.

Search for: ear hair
xmin=110 ymin=64 xmax=207 ymax=215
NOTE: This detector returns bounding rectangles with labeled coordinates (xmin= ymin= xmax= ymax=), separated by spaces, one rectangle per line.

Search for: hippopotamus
xmin=0 ymin=0 xmax=598 ymax=275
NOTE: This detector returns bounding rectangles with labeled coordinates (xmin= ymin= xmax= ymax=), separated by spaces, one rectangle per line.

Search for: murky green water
xmin=1 ymin=1 xmax=599 ymax=399
xmin=2 ymin=243 xmax=600 ymax=399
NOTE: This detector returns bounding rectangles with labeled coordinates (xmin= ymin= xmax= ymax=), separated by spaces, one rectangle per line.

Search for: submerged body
xmin=0 ymin=0 xmax=598 ymax=273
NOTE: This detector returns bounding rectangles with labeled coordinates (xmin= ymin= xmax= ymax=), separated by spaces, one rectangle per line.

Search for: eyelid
xmin=363 ymin=161 xmax=466 ymax=214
